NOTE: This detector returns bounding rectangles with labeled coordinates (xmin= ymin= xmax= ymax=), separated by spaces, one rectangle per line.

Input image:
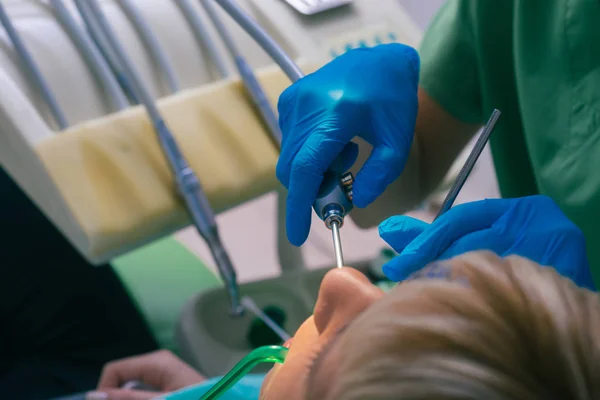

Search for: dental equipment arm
xmin=0 ymin=2 xmax=68 ymax=130
xmin=174 ymin=0 xmax=231 ymax=78
xmin=49 ymin=0 xmax=129 ymax=112
xmin=80 ymin=0 xmax=243 ymax=316
xmin=117 ymin=0 xmax=180 ymax=93
xmin=215 ymin=0 xmax=352 ymax=269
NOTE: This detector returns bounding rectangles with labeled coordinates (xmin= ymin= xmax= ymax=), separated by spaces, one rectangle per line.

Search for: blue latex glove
xmin=277 ymin=43 xmax=420 ymax=246
xmin=379 ymin=195 xmax=596 ymax=290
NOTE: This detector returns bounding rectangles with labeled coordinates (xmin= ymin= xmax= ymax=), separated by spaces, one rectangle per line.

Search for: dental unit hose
xmin=174 ymin=0 xmax=232 ymax=78
xmin=0 ymin=2 xmax=68 ymax=130
xmin=201 ymin=0 xmax=282 ymax=145
xmin=117 ymin=0 xmax=180 ymax=93
xmin=215 ymin=0 xmax=352 ymax=268
xmin=80 ymin=0 xmax=243 ymax=316
xmin=74 ymin=0 xmax=139 ymax=104
xmin=49 ymin=0 xmax=129 ymax=112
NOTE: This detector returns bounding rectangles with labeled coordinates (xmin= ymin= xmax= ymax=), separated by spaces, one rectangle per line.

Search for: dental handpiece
xmin=215 ymin=0 xmax=351 ymax=267
xmin=80 ymin=0 xmax=243 ymax=316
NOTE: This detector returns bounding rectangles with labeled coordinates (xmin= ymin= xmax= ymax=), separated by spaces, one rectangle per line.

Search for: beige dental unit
xmin=0 ymin=0 xmax=423 ymax=266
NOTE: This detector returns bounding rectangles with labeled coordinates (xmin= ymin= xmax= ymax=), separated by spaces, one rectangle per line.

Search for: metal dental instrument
xmin=174 ymin=0 xmax=231 ymax=78
xmin=48 ymin=0 xmax=129 ymax=112
xmin=74 ymin=0 xmax=139 ymax=104
xmin=0 ymin=2 xmax=68 ymax=130
xmin=81 ymin=0 xmax=243 ymax=316
xmin=434 ymin=109 xmax=502 ymax=221
xmin=117 ymin=0 xmax=180 ymax=93
xmin=215 ymin=0 xmax=352 ymax=269
xmin=200 ymin=0 xmax=282 ymax=145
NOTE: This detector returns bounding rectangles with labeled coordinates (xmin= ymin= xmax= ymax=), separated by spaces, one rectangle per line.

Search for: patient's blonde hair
xmin=335 ymin=251 xmax=600 ymax=400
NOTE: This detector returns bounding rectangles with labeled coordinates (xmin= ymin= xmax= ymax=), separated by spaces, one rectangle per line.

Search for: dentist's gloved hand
xmin=379 ymin=195 xmax=596 ymax=290
xmin=277 ymin=43 xmax=420 ymax=246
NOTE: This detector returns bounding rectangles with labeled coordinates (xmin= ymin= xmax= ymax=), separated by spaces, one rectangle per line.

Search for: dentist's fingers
xmin=284 ymin=135 xmax=357 ymax=246
xmin=382 ymin=199 xmax=509 ymax=281
xmin=379 ymin=215 xmax=428 ymax=252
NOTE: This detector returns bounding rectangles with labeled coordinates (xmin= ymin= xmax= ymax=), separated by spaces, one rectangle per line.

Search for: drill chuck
xmin=313 ymin=171 xmax=354 ymax=229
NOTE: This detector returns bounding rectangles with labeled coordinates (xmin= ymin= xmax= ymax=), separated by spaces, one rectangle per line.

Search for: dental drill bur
xmin=215 ymin=0 xmax=353 ymax=267
xmin=81 ymin=0 xmax=244 ymax=316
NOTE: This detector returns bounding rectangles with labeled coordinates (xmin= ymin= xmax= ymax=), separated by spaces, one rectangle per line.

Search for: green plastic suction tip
xmin=198 ymin=345 xmax=288 ymax=400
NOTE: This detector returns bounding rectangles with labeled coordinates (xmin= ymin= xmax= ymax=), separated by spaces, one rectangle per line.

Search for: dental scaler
xmin=215 ymin=0 xmax=353 ymax=267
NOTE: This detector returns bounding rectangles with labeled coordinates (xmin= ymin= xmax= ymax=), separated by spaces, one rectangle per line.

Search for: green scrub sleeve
xmin=418 ymin=0 xmax=483 ymax=124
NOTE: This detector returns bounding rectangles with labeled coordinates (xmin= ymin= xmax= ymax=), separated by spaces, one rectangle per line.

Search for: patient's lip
xmin=283 ymin=338 xmax=293 ymax=348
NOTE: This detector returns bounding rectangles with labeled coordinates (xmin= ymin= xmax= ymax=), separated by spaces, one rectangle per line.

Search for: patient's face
xmin=259 ymin=268 xmax=384 ymax=400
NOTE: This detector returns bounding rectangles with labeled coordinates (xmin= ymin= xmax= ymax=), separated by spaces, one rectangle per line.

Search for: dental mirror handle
xmin=434 ymin=109 xmax=501 ymax=221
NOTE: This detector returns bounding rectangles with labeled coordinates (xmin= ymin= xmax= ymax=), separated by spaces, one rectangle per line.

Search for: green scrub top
xmin=418 ymin=0 xmax=600 ymax=286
